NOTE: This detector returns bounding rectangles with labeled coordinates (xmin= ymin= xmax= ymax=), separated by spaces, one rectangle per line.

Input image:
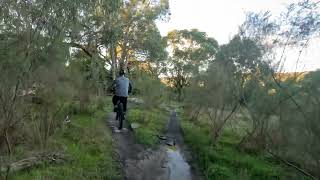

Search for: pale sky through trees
xmin=156 ymin=0 xmax=320 ymax=72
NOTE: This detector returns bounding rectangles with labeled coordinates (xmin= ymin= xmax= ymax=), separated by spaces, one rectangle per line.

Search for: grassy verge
xmin=127 ymin=107 xmax=167 ymax=147
xmin=12 ymin=102 xmax=121 ymax=180
xmin=181 ymin=119 xmax=307 ymax=180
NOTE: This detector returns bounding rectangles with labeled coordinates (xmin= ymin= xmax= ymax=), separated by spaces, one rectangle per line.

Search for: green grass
xmin=12 ymin=102 xmax=121 ymax=180
xmin=128 ymin=108 xmax=167 ymax=147
xmin=181 ymin=119 xmax=307 ymax=180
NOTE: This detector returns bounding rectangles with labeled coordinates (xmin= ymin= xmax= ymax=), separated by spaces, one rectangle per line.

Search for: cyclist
xmin=112 ymin=69 xmax=132 ymax=127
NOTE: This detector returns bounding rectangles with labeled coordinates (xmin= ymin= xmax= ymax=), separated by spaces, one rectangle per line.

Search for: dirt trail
xmin=107 ymin=108 xmax=202 ymax=180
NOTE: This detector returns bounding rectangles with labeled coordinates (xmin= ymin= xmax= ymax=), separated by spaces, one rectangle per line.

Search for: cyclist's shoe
xmin=114 ymin=128 xmax=128 ymax=133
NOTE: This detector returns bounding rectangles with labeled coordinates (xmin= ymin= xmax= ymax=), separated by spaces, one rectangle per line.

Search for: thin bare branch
xmin=267 ymin=150 xmax=318 ymax=180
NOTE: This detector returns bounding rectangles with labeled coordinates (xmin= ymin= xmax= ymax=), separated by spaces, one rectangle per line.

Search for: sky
xmin=156 ymin=0 xmax=320 ymax=72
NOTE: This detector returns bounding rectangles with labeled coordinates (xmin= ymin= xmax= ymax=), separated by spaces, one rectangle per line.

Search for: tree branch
xmin=267 ymin=150 xmax=317 ymax=180
xmin=69 ymin=42 xmax=93 ymax=57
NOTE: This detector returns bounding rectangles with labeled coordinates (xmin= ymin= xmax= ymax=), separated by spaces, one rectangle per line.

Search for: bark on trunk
xmin=110 ymin=43 xmax=117 ymax=80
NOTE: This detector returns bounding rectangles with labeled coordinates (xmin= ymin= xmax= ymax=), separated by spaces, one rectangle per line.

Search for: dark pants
xmin=112 ymin=95 xmax=128 ymax=112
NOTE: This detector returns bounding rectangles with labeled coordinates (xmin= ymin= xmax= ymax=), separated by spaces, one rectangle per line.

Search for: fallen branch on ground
xmin=0 ymin=152 xmax=67 ymax=173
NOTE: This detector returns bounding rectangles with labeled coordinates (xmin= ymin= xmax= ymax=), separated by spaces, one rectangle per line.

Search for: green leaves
xmin=164 ymin=29 xmax=219 ymax=100
xmin=166 ymin=29 xmax=218 ymax=63
xmin=216 ymin=36 xmax=264 ymax=75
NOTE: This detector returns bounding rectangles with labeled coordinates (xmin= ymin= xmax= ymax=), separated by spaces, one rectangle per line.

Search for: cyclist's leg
xmin=112 ymin=95 xmax=119 ymax=112
xmin=122 ymin=97 xmax=128 ymax=113
xmin=118 ymin=99 xmax=127 ymax=131
xmin=112 ymin=95 xmax=118 ymax=105
xmin=118 ymin=102 xmax=124 ymax=130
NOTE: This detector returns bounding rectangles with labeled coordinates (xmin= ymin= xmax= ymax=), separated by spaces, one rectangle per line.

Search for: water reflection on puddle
xmin=166 ymin=147 xmax=192 ymax=180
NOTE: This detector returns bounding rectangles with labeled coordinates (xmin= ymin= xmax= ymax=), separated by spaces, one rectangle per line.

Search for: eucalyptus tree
xmin=164 ymin=29 xmax=219 ymax=100
xmin=116 ymin=0 xmax=169 ymax=74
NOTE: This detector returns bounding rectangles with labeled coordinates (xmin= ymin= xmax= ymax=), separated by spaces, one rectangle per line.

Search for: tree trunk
xmin=177 ymin=87 xmax=183 ymax=101
xmin=120 ymin=44 xmax=128 ymax=73
xmin=110 ymin=43 xmax=117 ymax=80
xmin=4 ymin=130 xmax=11 ymax=156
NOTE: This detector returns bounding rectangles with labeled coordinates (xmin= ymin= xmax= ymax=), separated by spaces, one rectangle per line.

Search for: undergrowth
xmin=12 ymin=99 xmax=121 ymax=180
xmin=181 ymin=119 xmax=308 ymax=180
xmin=128 ymin=107 xmax=167 ymax=147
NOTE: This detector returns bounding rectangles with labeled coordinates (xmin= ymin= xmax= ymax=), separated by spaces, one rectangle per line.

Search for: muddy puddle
xmin=166 ymin=146 xmax=192 ymax=180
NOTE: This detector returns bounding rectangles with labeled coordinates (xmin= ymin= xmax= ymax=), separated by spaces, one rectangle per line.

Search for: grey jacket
xmin=114 ymin=76 xmax=132 ymax=97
